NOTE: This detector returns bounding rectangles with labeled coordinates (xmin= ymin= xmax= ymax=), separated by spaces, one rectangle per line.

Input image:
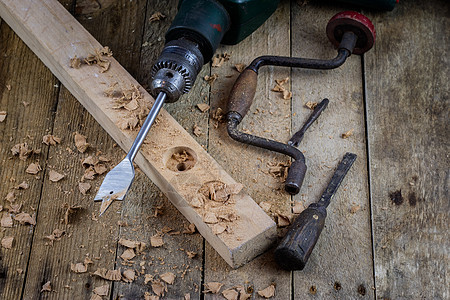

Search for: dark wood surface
xmin=0 ymin=0 xmax=448 ymax=299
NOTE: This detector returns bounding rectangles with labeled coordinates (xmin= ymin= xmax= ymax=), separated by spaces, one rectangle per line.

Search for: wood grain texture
xmin=365 ymin=1 xmax=449 ymax=299
xmin=290 ymin=3 xmax=374 ymax=299
xmin=0 ymin=0 xmax=277 ymax=269
xmin=0 ymin=18 xmax=60 ymax=299
xmin=205 ymin=3 xmax=292 ymax=299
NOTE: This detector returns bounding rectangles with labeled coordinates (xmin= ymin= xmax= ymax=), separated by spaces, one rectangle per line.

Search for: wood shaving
xmin=45 ymin=229 xmax=65 ymax=244
xmin=82 ymin=156 xmax=98 ymax=166
xmin=11 ymin=143 xmax=40 ymax=160
xmin=120 ymin=248 xmax=136 ymax=261
xmin=160 ymin=272 xmax=175 ymax=285
xmin=234 ymin=63 xmax=246 ymax=73
xmin=342 ymin=129 xmax=354 ymax=139
xmin=71 ymin=262 xmax=88 ymax=273
xmin=277 ymin=213 xmax=291 ymax=227
xmin=293 ymin=201 xmax=305 ymax=214
xmin=93 ymin=285 xmax=109 ymax=296
xmin=222 ymin=288 xmax=239 ymax=300
xmin=84 ymin=47 xmax=112 ymax=73
xmin=144 ymin=293 xmax=159 ymax=300
xmin=259 ymin=201 xmax=271 ymax=212
xmin=186 ymin=251 xmax=197 ymax=259
xmin=9 ymin=203 xmax=22 ymax=214
xmin=94 ymin=163 xmax=108 ymax=175
xmin=74 ymin=132 xmax=89 ymax=153
xmin=282 ymin=89 xmax=292 ymax=100
xmin=182 ymin=223 xmax=196 ymax=234
xmin=78 ymin=182 xmax=91 ymax=195
xmin=212 ymin=223 xmax=226 ymax=235
xmin=198 ymin=181 xmax=242 ymax=203
xmin=42 ymin=135 xmax=61 ymax=146
xmin=15 ymin=181 xmax=29 ymax=190
xmin=212 ymin=107 xmax=224 ymax=123
xmin=350 ymin=205 xmax=361 ymax=214
xmin=149 ymin=12 xmax=166 ymax=22
xmin=151 ymin=279 xmax=167 ymax=296
xmin=70 ymin=56 xmax=82 ymax=69
xmin=144 ymin=274 xmax=154 ymax=284
xmin=305 ymin=101 xmax=318 ymax=110
xmin=84 ymin=257 xmax=93 ymax=265
xmin=271 ymin=77 xmax=291 ymax=99
xmin=5 ymin=191 xmax=16 ymax=202
xmin=150 ymin=234 xmax=164 ymax=247
xmin=93 ymin=268 xmax=122 ymax=281
xmin=268 ymin=161 xmax=290 ymax=181
xmin=203 ymin=212 xmax=218 ymax=224
xmin=82 ymin=166 xmax=97 ymax=180
xmin=204 ymin=282 xmax=223 ymax=294
xmin=90 ymin=294 xmax=102 ymax=300
xmin=49 ymin=170 xmax=64 ymax=182
xmin=196 ymin=103 xmax=210 ymax=112
xmin=211 ymin=53 xmax=231 ymax=68
xmin=1 ymin=236 xmax=14 ymax=249
xmin=118 ymin=238 xmax=146 ymax=253
xmin=1 ymin=214 xmax=13 ymax=227
xmin=122 ymin=269 xmax=135 ymax=283
xmin=14 ymin=212 xmax=36 ymax=225
xmin=41 ymin=281 xmax=52 ymax=292
xmin=0 ymin=111 xmax=7 ymax=122
xmin=258 ymin=284 xmax=276 ymax=298
xmin=26 ymin=163 xmax=42 ymax=175
xmin=193 ymin=124 xmax=203 ymax=137
xmin=204 ymin=74 xmax=218 ymax=85
xmin=62 ymin=203 xmax=83 ymax=225
xmin=184 ymin=294 xmax=190 ymax=300
xmin=235 ymin=286 xmax=251 ymax=300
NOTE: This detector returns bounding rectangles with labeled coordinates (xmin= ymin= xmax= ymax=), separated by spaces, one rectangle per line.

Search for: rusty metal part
xmin=225 ymin=11 xmax=376 ymax=195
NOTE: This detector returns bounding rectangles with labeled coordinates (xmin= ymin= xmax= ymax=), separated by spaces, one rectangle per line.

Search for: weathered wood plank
xmin=20 ymin=1 xmax=143 ymax=299
xmin=365 ymin=1 xmax=449 ymax=299
xmin=205 ymin=2 xmax=292 ymax=298
xmin=112 ymin=1 xmax=205 ymax=299
xmin=0 ymin=0 xmax=276 ymax=269
xmin=290 ymin=3 xmax=374 ymax=299
xmin=0 ymin=4 xmax=73 ymax=295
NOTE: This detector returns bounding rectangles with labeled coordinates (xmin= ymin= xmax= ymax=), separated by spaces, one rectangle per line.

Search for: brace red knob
xmin=326 ymin=11 xmax=376 ymax=55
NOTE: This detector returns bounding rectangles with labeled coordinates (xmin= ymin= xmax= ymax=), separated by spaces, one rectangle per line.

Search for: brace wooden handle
xmin=226 ymin=68 xmax=258 ymax=119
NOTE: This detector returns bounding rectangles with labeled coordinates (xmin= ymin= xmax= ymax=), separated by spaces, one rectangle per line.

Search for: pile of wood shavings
xmin=272 ymin=77 xmax=292 ymax=100
xmin=69 ymin=46 xmax=113 ymax=73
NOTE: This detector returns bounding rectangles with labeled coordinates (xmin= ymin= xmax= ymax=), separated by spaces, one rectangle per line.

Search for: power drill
xmin=150 ymin=0 xmax=279 ymax=104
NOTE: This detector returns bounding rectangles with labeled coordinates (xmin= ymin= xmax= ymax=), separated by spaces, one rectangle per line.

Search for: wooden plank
xmin=365 ymin=1 xmax=449 ymax=299
xmin=291 ymin=3 xmax=374 ymax=299
xmin=205 ymin=3 xmax=292 ymax=298
xmin=20 ymin=1 xmax=144 ymax=299
xmin=0 ymin=0 xmax=276 ymax=268
xmin=0 ymin=19 xmax=60 ymax=299
xmin=112 ymin=2 xmax=205 ymax=299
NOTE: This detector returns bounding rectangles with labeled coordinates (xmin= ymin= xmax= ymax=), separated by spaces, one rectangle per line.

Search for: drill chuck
xmin=150 ymin=39 xmax=204 ymax=103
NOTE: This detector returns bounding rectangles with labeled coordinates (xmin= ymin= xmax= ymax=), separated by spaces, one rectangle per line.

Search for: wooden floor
xmin=0 ymin=0 xmax=448 ymax=299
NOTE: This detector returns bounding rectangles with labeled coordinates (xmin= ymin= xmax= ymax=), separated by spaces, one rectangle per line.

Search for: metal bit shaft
xmin=95 ymin=92 xmax=167 ymax=216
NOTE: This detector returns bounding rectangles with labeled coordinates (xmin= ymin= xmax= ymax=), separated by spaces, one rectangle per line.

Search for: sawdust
xmin=93 ymin=268 xmax=122 ymax=281
xmin=78 ymin=182 xmax=91 ymax=195
xmin=70 ymin=56 xmax=81 ymax=69
xmin=45 ymin=229 xmax=65 ymax=244
xmin=150 ymin=234 xmax=164 ymax=247
xmin=305 ymin=101 xmax=318 ymax=110
xmin=258 ymin=283 xmax=276 ymax=298
xmin=74 ymin=132 xmax=89 ymax=153
xmin=14 ymin=212 xmax=36 ymax=225
xmin=42 ymin=135 xmax=61 ymax=146
xmin=234 ymin=63 xmax=246 ymax=73
xmin=15 ymin=181 xmax=29 ymax=190
xmin=122 ymin=269 xmax=135 ymax=283
xmin=11 ymin=143 xmax=40 ymax=160
xmin=196 ymin=103 xmax=210 ymax=112
xmin=26 ymin=163 xmax=42 ymax=175
xmin=49 ymin=170 xmax=65 ymax=182
xmin=222 ymin=288 xmax=239 ymax=300
xmin=149 ymin=12 xmax=166 ymax=22
xmin=120 ymin=248 xmax=136 ymax=261
xmin=1 ymin=236 xmax=14 ymax=249
xmin=71 ymin=262 xmax=88 ymax=273
xmin=41 ymin=281 xmax=52 ymax=292
xmin=93 ymin=285 xmax=109 ymax=296
xmin=204 ymin=282 xmax=223 ymax=294
xmin=212 ymin=53 xmax=231 ymax=67
xmin=151 ymin=279 xmax=167 ymax=296
xmin=1 ymin=214 xmax=13 ymax=227
xmin=204 ymin=74 xmax=219 ymax=85
xmin=0 ymin=111 xmax=7 ymax=122
xmin=341 ymin=129 xmax=354 ymax=139
xmin=160 ymin=272 xmax=175 ymax=285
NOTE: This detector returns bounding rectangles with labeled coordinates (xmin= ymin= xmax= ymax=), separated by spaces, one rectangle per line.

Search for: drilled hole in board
xmin=163 ymin=146 xmax=197 ymax=172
